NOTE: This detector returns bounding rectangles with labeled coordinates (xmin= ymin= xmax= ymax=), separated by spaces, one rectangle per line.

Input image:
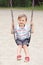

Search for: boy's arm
xmin=11 ymin=21 xmax=14 ymax=34
xmin=31 ymin=21 xmax=34 ymax=33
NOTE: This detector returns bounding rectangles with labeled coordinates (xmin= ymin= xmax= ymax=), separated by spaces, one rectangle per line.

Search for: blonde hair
xmin=18 ymin=14 xmax=27 ymax=21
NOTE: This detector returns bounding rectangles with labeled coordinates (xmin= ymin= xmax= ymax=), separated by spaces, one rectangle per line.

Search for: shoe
xmin=17 ymin=55 xmax=21 ymax=60
xmin=25 ymin=57 xmax=30 ymax=62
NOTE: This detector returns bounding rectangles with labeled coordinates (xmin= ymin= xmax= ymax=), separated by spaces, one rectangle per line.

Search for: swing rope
xmin=30 ymin=0 xmax=34 ymax=33
xmin=10 ymin=0 xmax=14 ymax=34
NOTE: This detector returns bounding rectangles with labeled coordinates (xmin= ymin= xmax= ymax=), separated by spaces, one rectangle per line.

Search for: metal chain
xmin=10 ymin=0 xmax=14 ymax=30
xmin=30 ymin=0 xmax=34 ymax=32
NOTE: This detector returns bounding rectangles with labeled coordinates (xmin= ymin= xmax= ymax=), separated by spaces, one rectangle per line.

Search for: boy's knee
xmin=18 ymin=45 xmax=22 ymax=48
xmin=22 ymin=45 xmax=27 ymax=48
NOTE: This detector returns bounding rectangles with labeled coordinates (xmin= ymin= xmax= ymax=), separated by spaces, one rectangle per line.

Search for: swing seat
xmin=27 ymin=37 xmax=31 ymax=46
xmin=14 ymin=34 xmax=31 ymax=46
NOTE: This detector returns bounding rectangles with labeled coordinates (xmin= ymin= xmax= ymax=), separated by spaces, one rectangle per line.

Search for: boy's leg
xmin=17 ymin=45 xmax=22 ymax=55
xmin=23 ymin=45 xmax=29 ymax=57
xmin=23 ymin=45 xmax=30 ymax=62
xmin=17 ymin=45 xmax=22 ymax=60
xmin=15 ymin=39 xmax=22 ymax=55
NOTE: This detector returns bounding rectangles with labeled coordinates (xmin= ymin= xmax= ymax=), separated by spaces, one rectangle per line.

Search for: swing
xmin=10 ymin=0 xmax=34 ymax=46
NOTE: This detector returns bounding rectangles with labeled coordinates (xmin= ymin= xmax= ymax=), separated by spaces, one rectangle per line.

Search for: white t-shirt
xmin=14 ymin=24 xmax=30 ymax=40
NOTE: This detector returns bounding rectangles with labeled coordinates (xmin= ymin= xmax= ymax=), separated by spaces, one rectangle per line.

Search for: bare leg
xmin=23 ymin=45 xmax=30 ymax=62
xmin=17 ymin=45 xmax=22 ymax=55
xmin=23 ymin=45 xmax=29 ymax=57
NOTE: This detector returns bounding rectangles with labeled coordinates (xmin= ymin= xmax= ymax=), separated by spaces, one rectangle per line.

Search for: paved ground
xmin=0 ymin=9 xmax=43 ymax=65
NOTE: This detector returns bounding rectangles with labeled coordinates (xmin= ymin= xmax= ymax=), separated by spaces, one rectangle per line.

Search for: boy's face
xmin=18 ymin=17 xmax=27 ymax=27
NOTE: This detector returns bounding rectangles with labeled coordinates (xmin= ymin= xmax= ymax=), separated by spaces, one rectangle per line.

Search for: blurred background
xmin=0 ymin=0 xmax=43 ymax=8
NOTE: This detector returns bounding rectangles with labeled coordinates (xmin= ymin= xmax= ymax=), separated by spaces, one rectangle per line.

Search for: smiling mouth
xmin=19 ymin=23 xmax=23 ymax=25
xmin=19 ymin=24 xmax=25 ymax=26
xmin=20 ymin=23 xmax=23 ymax=24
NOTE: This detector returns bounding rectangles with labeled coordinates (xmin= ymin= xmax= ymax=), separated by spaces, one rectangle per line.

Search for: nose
xmin=20 ymin=20 xmax=23 ymax=23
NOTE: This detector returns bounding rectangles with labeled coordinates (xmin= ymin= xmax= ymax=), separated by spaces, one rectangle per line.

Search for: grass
xmin=0 ymin=5 xmax=43 ymax=10
xmin=34 ymin=5 xmax=43 ymax=10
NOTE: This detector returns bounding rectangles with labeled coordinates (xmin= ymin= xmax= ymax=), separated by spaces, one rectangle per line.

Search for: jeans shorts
xmin=15 ymin=37 xmax=31 ymax=46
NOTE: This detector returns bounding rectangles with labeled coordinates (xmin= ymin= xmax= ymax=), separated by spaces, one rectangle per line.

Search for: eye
xmin=22 ymin=20 xmax=24 ymax=21
xmin=19 ymin=20 xmax=21 ymax=21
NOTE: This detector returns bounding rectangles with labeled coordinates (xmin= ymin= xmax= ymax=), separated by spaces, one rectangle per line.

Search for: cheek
xmin=18 ymin=21 xmax=20 ymax=24
xmin=24 ymin=21 xmax=26 ymax=24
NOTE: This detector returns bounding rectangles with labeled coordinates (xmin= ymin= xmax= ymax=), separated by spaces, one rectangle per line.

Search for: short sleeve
xmin=25 ymin=24 xmax=30 ymax=32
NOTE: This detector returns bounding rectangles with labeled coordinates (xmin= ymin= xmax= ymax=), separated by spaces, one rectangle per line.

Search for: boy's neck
xmin=19 ymin=24 xmax=25 ymax=28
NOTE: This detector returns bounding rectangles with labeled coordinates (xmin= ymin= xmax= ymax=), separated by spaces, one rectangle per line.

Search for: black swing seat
xmin=25 ymin=37 xmax=31 ymax=46
xmin=14 ymin=33 xmax=31 ymax=46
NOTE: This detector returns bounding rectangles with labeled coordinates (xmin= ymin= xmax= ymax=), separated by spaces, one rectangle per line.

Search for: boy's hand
xmin=11 ymin=29 xmax=14 ymax=34
xmin=31 ymin=28 xmax=34 ymax=33
xmin=31 ymin=24 xmax=34 ymax=33
xmin=11 ymin=22 xmax=14 ymax=34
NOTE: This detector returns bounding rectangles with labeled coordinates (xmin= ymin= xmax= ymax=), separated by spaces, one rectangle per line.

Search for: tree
xmin=34 ymin=0 xmax=43 ymax=6
xmin=0 ymin=0 xmax=8 ymax=7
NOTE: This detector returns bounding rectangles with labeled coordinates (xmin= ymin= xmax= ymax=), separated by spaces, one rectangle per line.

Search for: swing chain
xmin=10 ymin=0 xmax=14 ymax=34
xmin=30 ymin=0 xmax=34 ymax=33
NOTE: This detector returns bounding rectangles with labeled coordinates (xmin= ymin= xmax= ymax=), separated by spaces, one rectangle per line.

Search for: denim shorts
xmin=15 ymin=37 xmax=31 ymax=46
